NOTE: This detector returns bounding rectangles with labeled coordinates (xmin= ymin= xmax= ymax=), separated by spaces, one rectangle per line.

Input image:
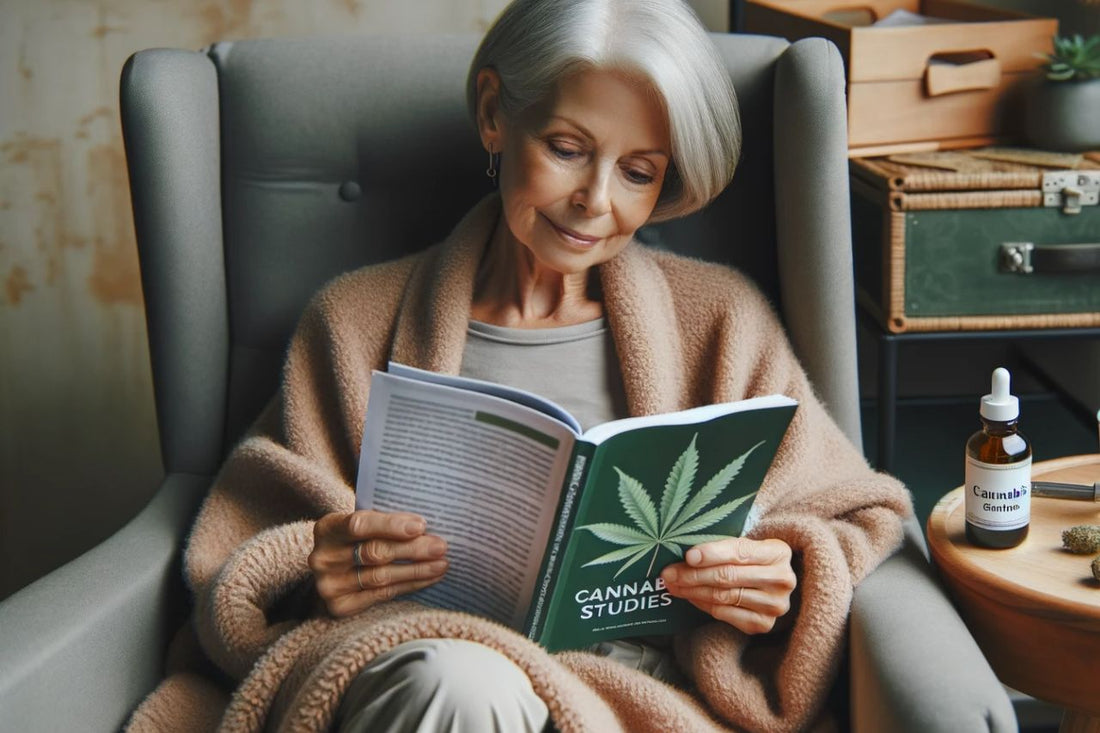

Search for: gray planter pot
xmin=1024 ymin=77 xmax=1100 ymax=152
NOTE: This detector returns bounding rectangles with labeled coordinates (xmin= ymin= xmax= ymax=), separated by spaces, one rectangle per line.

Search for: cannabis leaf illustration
xmin=577 ymin=436 xmax=764 ymax=578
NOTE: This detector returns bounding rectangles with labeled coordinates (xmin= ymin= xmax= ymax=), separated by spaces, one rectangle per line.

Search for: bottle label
xmin=964 ymin=455 xmax=1031 ymax=531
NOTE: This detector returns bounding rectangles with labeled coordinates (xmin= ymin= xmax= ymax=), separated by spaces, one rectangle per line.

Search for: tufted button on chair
xmin=0 ymin=33 xmax=1017 ymax=731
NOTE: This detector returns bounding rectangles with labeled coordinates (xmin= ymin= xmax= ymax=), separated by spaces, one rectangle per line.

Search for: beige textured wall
xmin=0 ymin=0 xmax=724 ymax=599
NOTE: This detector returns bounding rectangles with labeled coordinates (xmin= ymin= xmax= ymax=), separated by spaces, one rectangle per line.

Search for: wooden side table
xmin=927 ymin=454 xmax=1100 ymax=732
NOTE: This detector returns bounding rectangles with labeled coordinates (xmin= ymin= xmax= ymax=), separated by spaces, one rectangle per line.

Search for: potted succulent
xmin=1024 ymin=34 xmax=1100 ymax=152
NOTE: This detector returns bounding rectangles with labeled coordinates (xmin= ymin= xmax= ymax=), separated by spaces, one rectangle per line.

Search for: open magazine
xmin=355 ymin=362 xmax=798 ymax=651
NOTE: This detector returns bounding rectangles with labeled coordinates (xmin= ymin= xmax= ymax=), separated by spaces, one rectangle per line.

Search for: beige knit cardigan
xmin=128 ymin=196 xmax=911 ymax=733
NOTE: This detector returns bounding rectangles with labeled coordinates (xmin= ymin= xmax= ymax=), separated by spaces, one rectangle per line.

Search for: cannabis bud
xmin=1062 ymin=525 xmax=1100 ymax=554
xmin=1093 ymin=555 xmax=1100 ymax=583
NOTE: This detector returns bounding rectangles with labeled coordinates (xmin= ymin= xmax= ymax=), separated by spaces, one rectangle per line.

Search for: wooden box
xmin=850 ymin=149 xmax=1100 ymax=333
xmin=743 ymin=0 xmax=1057 ymax=156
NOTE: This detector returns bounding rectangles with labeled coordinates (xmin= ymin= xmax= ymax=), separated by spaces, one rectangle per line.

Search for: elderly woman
xmin=127 ymin=1 xmax=911 ymax=731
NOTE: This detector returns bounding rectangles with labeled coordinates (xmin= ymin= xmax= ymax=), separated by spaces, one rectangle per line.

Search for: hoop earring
xmin=485 ymin=146 xmax=500 ymax=187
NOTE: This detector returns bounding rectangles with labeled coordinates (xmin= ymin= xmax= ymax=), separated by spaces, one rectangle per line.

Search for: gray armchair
xmin=0 ymin=33 xmax=1016 ymax=732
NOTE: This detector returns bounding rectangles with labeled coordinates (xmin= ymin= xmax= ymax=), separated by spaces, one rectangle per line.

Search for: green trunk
xmin=902 ymin=207 xmax=1100 ymax=318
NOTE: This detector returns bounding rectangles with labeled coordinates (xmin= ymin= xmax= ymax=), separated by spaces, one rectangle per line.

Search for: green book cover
xmin=356 ymin=363 xmax=797 ymax=652
xmin=526 ymin=403 xmax=797 ymax=650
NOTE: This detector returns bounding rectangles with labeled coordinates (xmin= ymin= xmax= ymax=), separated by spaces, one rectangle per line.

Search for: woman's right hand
xmin=309 ymin=510 xmax=449 ymax=617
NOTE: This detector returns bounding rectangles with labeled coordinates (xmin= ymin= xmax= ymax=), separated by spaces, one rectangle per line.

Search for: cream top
xmin=459 ymin=318 xmax=629 ymax=432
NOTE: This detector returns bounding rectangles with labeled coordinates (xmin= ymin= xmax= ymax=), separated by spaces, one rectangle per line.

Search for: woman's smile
xmin=541 ymin=213 xmax=602 ymax=248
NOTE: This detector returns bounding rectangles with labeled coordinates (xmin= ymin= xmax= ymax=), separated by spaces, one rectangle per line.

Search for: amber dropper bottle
xmin=964 ymin=368 xmax=1032 ymax=549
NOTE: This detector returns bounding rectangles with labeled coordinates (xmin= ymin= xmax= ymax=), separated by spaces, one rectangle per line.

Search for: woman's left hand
xmin=659 ymin=537 xmax=796 ymax=634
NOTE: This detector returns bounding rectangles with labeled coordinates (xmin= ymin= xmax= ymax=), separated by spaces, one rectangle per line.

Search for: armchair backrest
xmin=121 ymin=33 xmax=859 ymax=477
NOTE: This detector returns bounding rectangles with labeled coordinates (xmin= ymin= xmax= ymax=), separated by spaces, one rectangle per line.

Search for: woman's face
xmin=489 ymin=68 xmax=671 ymax=276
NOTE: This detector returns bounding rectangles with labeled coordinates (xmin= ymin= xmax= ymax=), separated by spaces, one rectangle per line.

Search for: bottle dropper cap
xmin=980 ymin=367 xmax=1019 ymax=422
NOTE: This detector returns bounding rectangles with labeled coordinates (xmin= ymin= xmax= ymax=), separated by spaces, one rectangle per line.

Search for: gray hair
xmin=466 ymin=0 xmax=741 ymax=222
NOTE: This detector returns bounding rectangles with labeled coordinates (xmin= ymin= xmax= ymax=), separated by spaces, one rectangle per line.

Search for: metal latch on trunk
xmin=1042 ymin=171 xmax=1100 ymax=215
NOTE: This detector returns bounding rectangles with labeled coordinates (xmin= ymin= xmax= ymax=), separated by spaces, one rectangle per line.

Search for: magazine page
xmin=388 ymin=362 xmax=582 ymax=434
xmin=356 ymin=370 xmax=578 ymax=629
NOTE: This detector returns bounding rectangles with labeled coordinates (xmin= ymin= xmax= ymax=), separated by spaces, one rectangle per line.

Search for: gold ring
xmin=734 ymin=587 xmax=744 ymax=608
xmin=356 ymin=565 xmax=365 ymax=591
xmin=353 ymin=542 xmax=363 ymax=567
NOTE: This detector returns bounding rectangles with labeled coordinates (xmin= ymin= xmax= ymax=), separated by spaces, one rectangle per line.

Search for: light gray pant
xmin=333 ymin=639 xmax=549 ymax=733
xmin=334 ymin=637 xmax=682 ymax=732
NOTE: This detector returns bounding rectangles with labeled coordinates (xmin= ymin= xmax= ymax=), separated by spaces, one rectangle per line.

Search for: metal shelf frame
xmin=858 ymin=308 xmax=1100 ymax=473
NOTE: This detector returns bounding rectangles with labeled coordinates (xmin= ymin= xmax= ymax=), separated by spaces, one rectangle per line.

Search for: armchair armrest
xmin=0 ymin=473 xmax=209 ymax=732
xmin=849 ymin=517 xmax=1017 ymax=732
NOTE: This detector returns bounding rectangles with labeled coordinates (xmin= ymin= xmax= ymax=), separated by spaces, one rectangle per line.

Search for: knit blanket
xmin=127 ymin=196 xmax=911 ymax=732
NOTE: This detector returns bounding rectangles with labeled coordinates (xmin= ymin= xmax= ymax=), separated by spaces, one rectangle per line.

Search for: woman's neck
xmin=471 ymin=219 xmax=604 ymax=328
